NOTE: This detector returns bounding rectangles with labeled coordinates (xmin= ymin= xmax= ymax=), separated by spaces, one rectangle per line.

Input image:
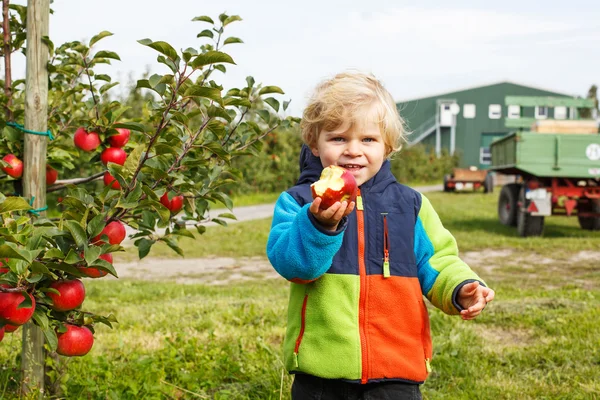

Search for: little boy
xmin=267 ymin=72 xmax=495 ymax=399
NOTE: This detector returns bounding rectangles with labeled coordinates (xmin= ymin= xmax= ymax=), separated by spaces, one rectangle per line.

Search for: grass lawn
xmin=1 ymin=190 xmax=599 ymax=399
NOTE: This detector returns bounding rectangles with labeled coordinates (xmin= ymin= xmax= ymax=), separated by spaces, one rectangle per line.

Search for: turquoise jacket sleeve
xmin=266 ymin=192 xmax=346 ymax=282
xmin=413 ymin=194 xmax=485 ymax=315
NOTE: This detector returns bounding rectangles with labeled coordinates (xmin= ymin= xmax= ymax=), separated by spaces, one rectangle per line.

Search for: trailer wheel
xmin=484 ymin=173 xmax=494 ymax=193
xmin=517 ymin=186 xmax=544 ymax=237
xmin=578 ymin=199 xmax=600 ymax=231
xmin=498 ymin=183 xmax=519 ymax=226
xmin=443 ymin=174 xmax=454 ymax=192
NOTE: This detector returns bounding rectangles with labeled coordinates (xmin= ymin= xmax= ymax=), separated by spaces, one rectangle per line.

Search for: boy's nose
xmin=344 ymin=141 xmax=361 ymax=156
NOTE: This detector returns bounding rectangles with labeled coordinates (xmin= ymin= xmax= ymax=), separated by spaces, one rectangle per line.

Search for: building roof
xmin=395 ymin=80 xmax=580 ymax=104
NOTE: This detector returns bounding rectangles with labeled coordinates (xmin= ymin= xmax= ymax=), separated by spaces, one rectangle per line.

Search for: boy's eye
xmin=363 ymin=137 xmax=375 ymax=142
xmin=331 ymin=137 xmax=345 ymax=142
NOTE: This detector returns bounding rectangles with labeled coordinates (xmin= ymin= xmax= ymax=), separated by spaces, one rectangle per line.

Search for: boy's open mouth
xmin=339 ymin=164 xmax=363 ymax=171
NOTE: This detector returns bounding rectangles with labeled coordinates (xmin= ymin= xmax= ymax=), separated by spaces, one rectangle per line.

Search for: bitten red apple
xmin=77 ymin=253 xmax=112 ymax=278
xmin=311 ymin=165 xmax=358 ymax=209
xmin=56 ymin=324 xmax=94 ymax=357
xmin=73 ymin=128 xmax=101 ymax=152
xmin=92 ymin=221 xmax=126 ymax=245
xmin=160 ymin=192 xmax=184 ymax=214
xmin=108 ymin=128 xmax=130 ymax=148
xmin=103 ymin=172 xmax=121 ymax=189
xmin=46 ymin=165 xmax=58 ymax=185
xmin=0 ymin=287 xmax=36 ymax=325
xmin=47 ymin=279 xmax=85 ymax=312
xmin=100 ymin=147 xmax=127 ymax=166
xmin=2 ymin=154 xmax=23 ymax=179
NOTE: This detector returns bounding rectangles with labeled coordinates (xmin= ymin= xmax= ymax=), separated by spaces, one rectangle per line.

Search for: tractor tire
xmin=443 ymin=174 xmax=454 ymax=192
xmin=578 ymin=198 xmax=600 ymax=231
xmin=484 ymin=173 xmax=494 ymax=193
xmin=498 ymin=183 xmax=519 ymax=226
xmin=517 ymin=186 xmax=544 ymax=237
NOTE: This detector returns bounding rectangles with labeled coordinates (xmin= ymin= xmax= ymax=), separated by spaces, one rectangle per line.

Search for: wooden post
xmin=21 ymin=0 xmax=49 ymax=396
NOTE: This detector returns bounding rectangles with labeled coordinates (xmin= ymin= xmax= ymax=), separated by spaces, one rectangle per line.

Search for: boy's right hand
xmin=309 ymin=198 xmax=355 ymax=231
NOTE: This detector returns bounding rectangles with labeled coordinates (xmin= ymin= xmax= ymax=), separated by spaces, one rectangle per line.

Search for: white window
xmin=463 ymin=104 xmax=476 ymax=119
xmin=488 ymin=104 xmax=501 ymax=119
xmin=507 ymin=105 xmax=521 ymax=119
xmin=554 ymin=106 xmax=567 ymax=120
xmin=535 ymin=106 xmax=548 ymax=119
xmin=480 ymin=147 xmax=491 ymax=165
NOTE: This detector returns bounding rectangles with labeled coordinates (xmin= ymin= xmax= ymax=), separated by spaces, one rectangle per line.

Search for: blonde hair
xmin=301 ymin=71 xmax=406 ymax=157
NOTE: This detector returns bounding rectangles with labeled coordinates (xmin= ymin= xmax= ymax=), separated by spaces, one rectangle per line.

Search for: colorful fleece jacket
xmin=266 ymin=147 xmax=485 ymax=384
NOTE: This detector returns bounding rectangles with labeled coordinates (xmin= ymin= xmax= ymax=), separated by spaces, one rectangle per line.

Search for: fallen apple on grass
xmin=311 ymin=165 xmax=357 ymax=209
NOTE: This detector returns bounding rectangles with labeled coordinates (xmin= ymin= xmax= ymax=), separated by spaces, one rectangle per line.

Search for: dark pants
xmin=292 ymin=374 xmax=422 ymax=400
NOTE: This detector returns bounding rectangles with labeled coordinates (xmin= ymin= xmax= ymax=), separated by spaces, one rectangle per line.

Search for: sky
xmin=9 ymin=0 xmax=600 ymax=117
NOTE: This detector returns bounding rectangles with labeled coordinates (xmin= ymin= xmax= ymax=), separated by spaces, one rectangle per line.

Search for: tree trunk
xmin=21 ymin=0 xmax=49 ymax=396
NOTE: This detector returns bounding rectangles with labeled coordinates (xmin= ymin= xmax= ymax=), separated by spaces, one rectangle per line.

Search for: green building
xmin=396 ymin=81 xmax=583 ymax=169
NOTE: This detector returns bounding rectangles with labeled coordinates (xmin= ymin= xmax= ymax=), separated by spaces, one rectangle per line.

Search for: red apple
xmin=73 ymin=127 xmax=101 ymax=152
xmin=4 ymin=324 xmax=19 ymax=333
xmin=92 ymin=221 xmax=126 ymax=245
xmin=100 ymin=147 xmax=127 ymax=166
xmin=103 ymin=172 xmax=121 ymax=189
xmin=0 ymin=326 xmax=4 ymax=342
xmin=160 ymin=192 xmax=184 ymax=214
xmin=2 ymin=154 xmax=23 ymax=179
xmin=311 ymin=165 xmax=358 ymax=210
xmin=108 ymin=128 xmax=130 ymax=148
xmin=46 ymin=165 xmax=58 ymax=185
xmin=0 ymin=287 xmax=36 ymax=326
xmin=78 ymin=253 xmax=112 ymax=278
xmin=47 ymin=279 xmax=85 ymax=312
xmin=56 ymin=324 xmax=94 ymax=357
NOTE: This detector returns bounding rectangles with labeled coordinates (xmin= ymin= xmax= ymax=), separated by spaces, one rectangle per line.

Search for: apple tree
xmin=0 ymin=2 xmax=295 ymax=390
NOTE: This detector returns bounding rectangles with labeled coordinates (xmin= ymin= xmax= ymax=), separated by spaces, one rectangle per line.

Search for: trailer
xmin=443 ymin=167 xmax=493 ymax=193
xmin=490 ymin=96 xmax=600 ymax=236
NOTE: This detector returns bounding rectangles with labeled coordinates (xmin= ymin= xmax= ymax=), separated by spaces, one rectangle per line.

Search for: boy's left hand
xmin=456 ymin=281 xmax=495 ymax=320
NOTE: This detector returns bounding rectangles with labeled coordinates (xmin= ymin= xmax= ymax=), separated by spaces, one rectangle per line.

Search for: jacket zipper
xmin=293 ymin=293 xmax=309 ymax=368
xmin=382 ymin=213 xmax=390 ymax=278
xmin=357 ymin=190 xmax=369 ymax=384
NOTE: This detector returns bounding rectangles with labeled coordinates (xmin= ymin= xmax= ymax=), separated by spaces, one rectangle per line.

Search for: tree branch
xmin=47 ymin=171 xmax=105 ymax=193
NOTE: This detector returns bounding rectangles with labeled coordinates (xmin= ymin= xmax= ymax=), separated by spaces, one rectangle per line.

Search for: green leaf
xmin=136 ymin=238 xmax=154 ymax=259
xmin=32 ymin=309 xmax=50 ymax=330
xmin=100 ymin=82 xmax=119 ymax=94
xmin=63 ymin=249 xmax=82 ymax=265
xmin=190 ymin=51 xmax=235 ymax=69
xmin=0 ymin=197 xmax=32 ymax=214
xmin=90 ymin=258 xmax=118 ymax=278
xmin=172 ymin=228 xmax=195 ymax=239
xmin=41 ymin=35 xmax=54 ymax=56
xmin=30 ymin=261 xmax=51 ymax=275
xmin=64 ymin=221 xmax=87 ymax=248
xmin=211 ymin=218 xmax=228 ymax=227
xmin=43 ymin=327 xmax=58 ymax=352
xmin=213 ymin=64 xmax=226 ymax=73
xmin=217 ymin=213 xmax=237 ymax=220
xmin=283 ymin=100 xmax=291 ymax=111
xmin=223 ymin=37 xmax=243 ymax=45
xmin=95 ymin=74 xmax=112 ymax=82
xmin=196 ymin=225 xmax=207 ymax=235
xmin=264 ymin=97 xmax=280 ymax=112
xmin=184 ymin=85 xmax=223 ymax=105
xmin=0 ymin=243 xmax=30 ymax=262
xmin=138 ymin=39 xmax=178 ymax=61
xmin=44 ymin=248 xmax=65 ymax=259
xmin=84 ymin=246 xmax=102 ymax=264
xmin=160 ymin=236 xmax=183 ymax=257
xmin=93 ymin=50 xmax=121 ymax=61
xmin=259 ymin=86 xmax=285 ymax=95
xmin=197 ymin=29 xmax=214 ymax=39
xmin=223 ymin=15 xmax=242 ymax=26
xmin=257 ymin=110 xmax=271 ymax=124
xmin=123 ymin=144 xmax=145 ymax=178
xmin=212 ymin=192 xmax=233 ymax=210
xmin=192 ymin=15 xmax=215 ymax=24
xmin=89 ymin=31 xmax=113 ymax=47
xmin=113 ymin=122 xmax=151 ymax=133
xmin=87 ymin=214 xmax=106 ymax=238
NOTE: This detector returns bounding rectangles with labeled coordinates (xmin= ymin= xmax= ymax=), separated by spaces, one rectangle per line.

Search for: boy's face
xmin=311 ymin=108 xmax=386 ymax=187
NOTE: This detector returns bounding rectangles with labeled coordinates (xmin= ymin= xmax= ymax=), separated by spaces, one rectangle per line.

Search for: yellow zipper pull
xmin=425 ymin=358 xmax=432 ymax=373
xmin=293 ymin=352 xmax=299 ymax=369
xmin=356 ymin=195 xmax=363 ymax=211
xmin=383 ymin=256 xmax=390 ymax=278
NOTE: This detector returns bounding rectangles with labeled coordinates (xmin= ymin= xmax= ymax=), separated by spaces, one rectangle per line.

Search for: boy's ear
xmin=311 ymin=147 xmax=319 ymax=157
